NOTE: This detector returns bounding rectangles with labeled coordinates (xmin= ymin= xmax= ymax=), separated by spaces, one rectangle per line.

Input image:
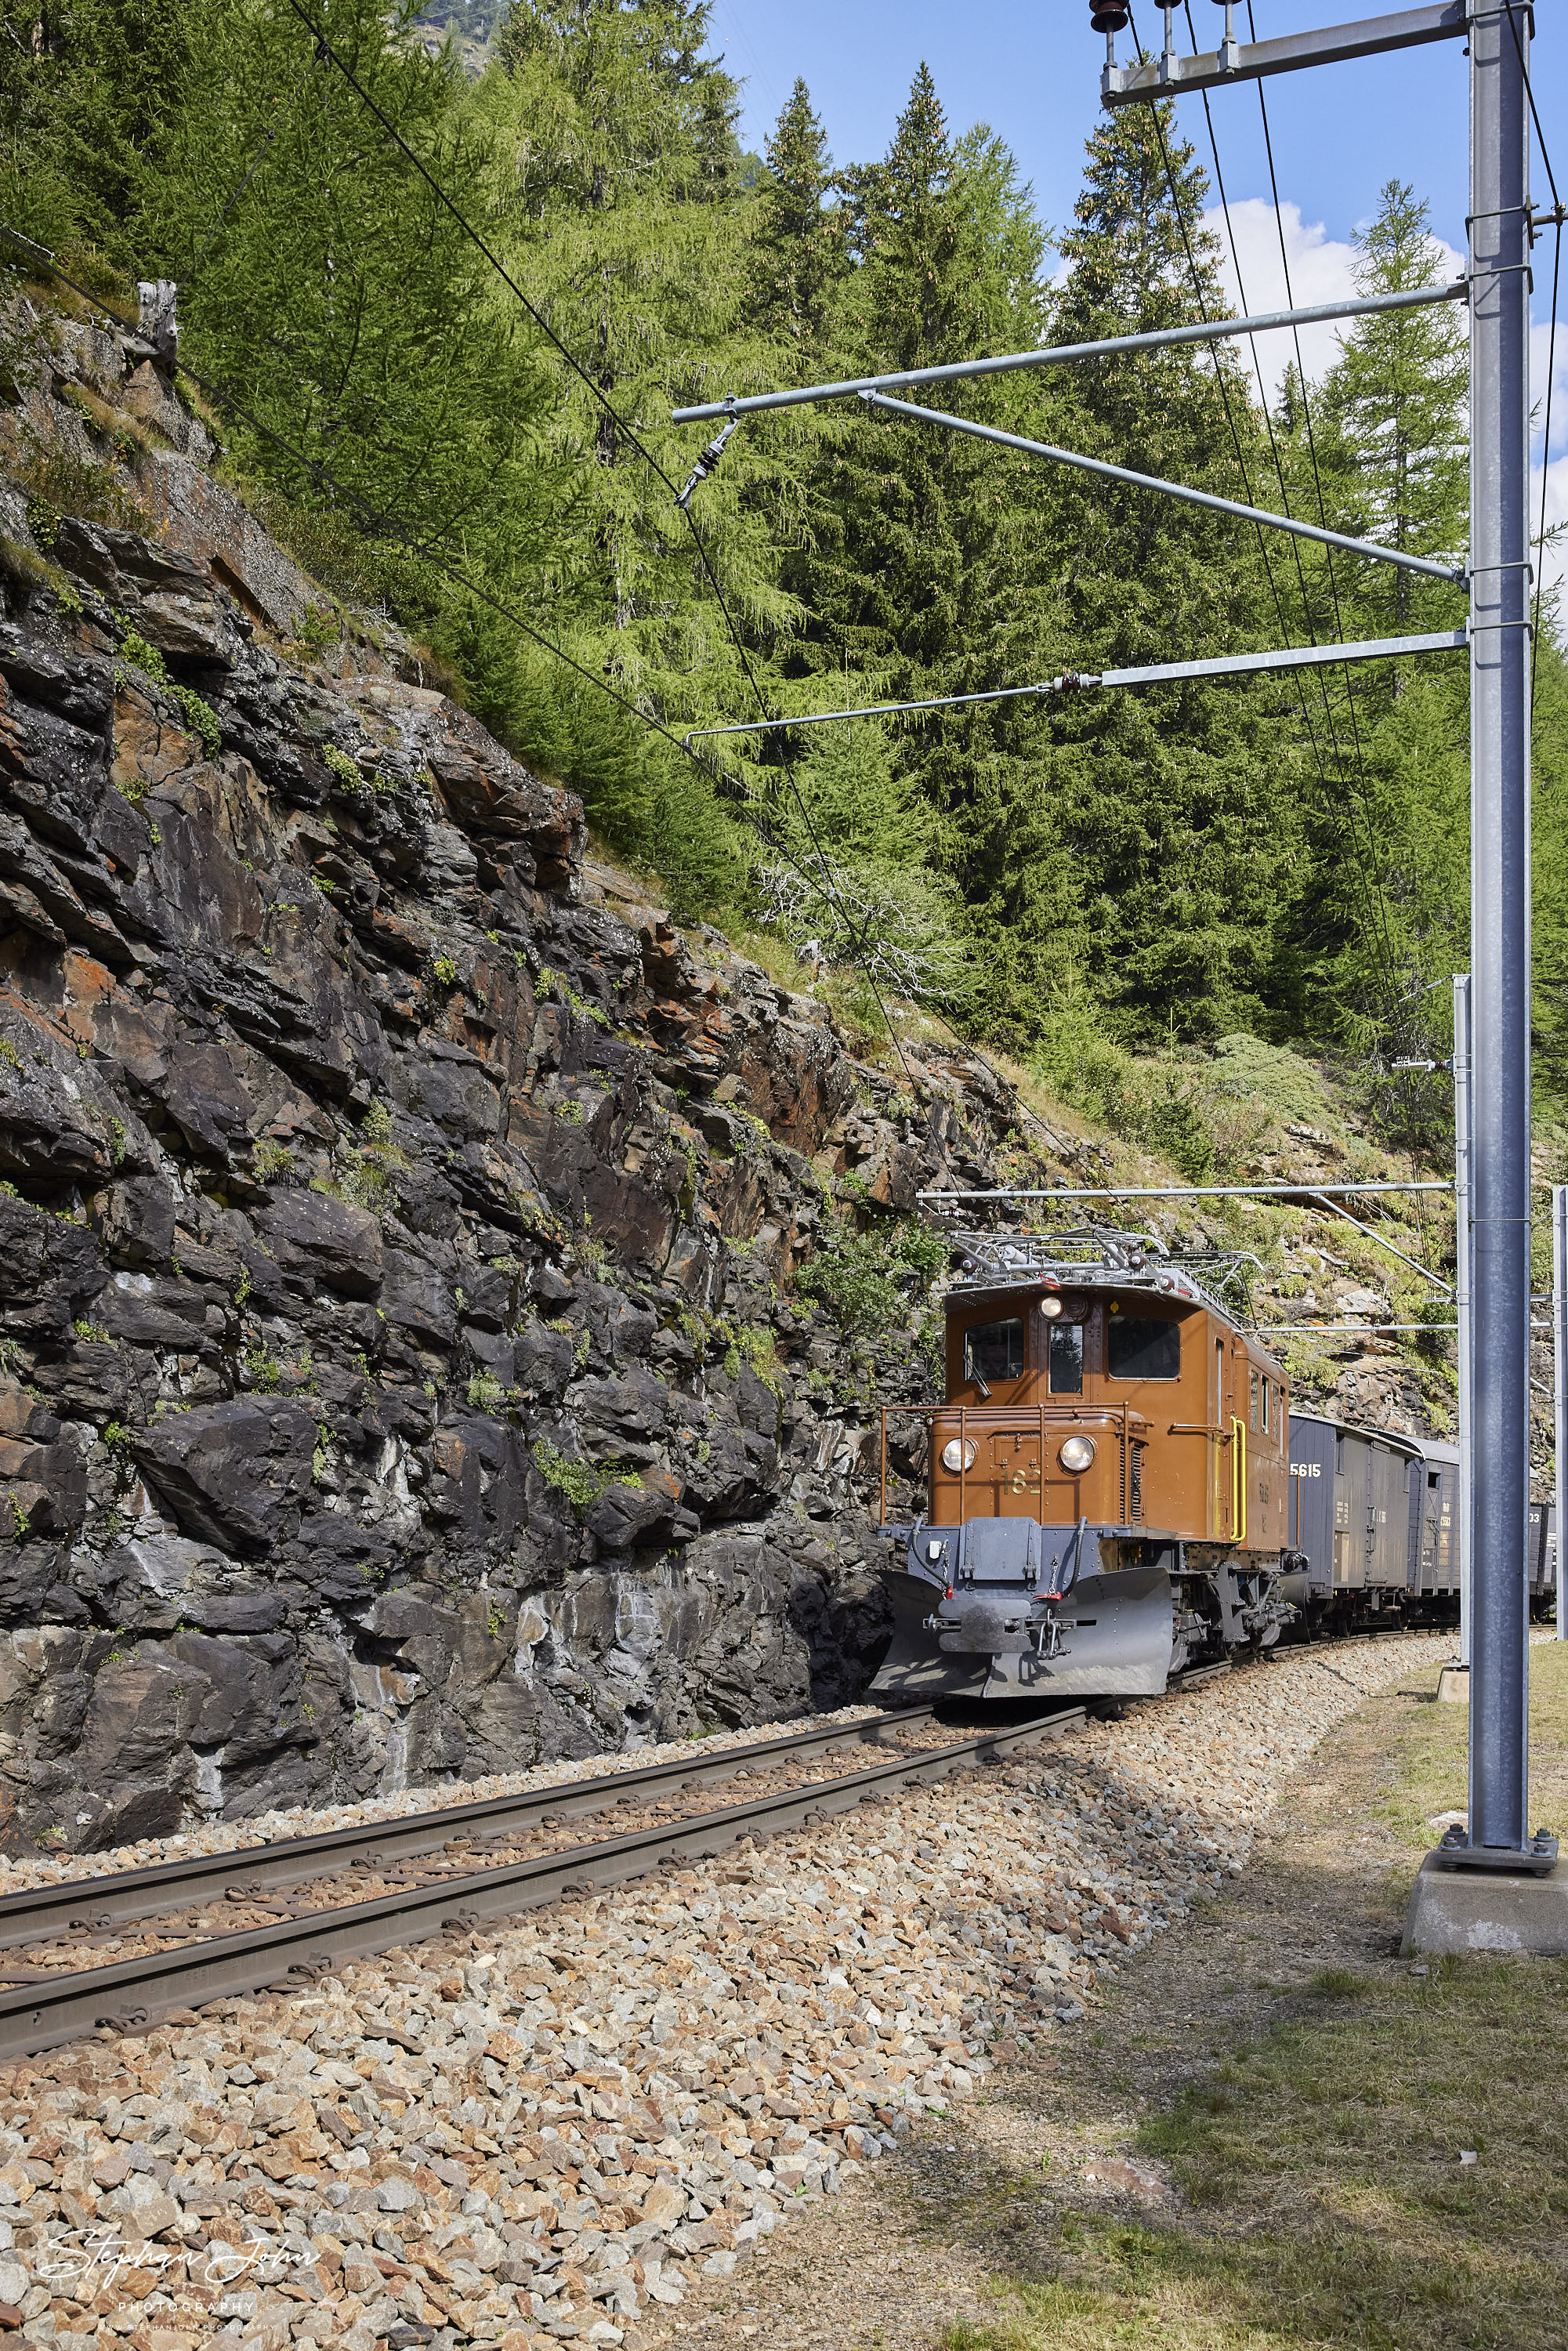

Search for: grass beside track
xmin=940 ymin=1643 xmax=1568 ymax=2351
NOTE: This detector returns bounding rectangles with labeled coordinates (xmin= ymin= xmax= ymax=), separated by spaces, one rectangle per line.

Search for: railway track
xmin=0 ymin=1700 xmax=1088 ymax=2063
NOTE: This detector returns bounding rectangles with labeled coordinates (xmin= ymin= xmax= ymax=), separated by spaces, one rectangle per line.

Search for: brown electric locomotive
xmin=873 ymin=1228 xmax=1294 ymax=1701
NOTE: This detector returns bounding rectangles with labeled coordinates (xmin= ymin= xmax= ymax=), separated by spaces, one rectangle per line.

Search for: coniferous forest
xmin=7 ymin=0 xmax=1568 ymax=1131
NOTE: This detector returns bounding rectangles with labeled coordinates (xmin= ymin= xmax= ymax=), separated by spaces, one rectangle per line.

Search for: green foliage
xmin=116 ymin=625 xmax=223 ymax=754
xmin=0 ymin=0 xmax=182 ymax=262
xmin=323 ymin=743 xmax=364 ymax=791
xmin=749 ymin=722 xmax=972 ymax=1008
xmin=529 ymin=1437 xmax=636 ymax=1514
xmin=27 ymin=6 xmax=1567 ymax=1096
xmin=797 ymin=1212 xmax=947 ymax=1335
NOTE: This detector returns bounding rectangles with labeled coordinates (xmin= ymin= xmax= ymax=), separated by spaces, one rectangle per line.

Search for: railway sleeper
xmin=0 ymin=1708 xmax=1079 ymax=2061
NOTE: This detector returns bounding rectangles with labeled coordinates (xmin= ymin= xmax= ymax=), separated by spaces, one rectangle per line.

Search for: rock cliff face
xmin=0 ymin=294 xmax=1057 ymax=1849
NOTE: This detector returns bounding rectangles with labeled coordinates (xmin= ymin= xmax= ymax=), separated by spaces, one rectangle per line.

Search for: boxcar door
xmin=1331 ymin=1426 xmax=1356 ymax=1588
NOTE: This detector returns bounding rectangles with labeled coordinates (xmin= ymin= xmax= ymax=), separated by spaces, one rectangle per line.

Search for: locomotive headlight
xmin=1041 ymin=1294 xmax=1064 ymax=1320
xmin=941 ymin=1438 xmax=979 ymax=1473
xmin=1059 ymin=1434 xmax=1097 ymax=1473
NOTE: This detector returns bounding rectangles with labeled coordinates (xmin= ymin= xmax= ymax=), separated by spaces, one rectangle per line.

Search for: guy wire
xmin=1177 ymin=0 xmax=1409 ymax=1036
xmin=1125 ymin=11 xmax=1405 ymax=1044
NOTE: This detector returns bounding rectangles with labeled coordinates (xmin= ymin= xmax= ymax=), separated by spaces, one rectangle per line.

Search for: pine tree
xmin=0 ymin=0 xmax=184 ymax=265
xmin=1301 ymin=183 xmax=1472 ymax=1030
xmin=781 ymin=73 xmax=1077 ymax=1038
xmin=749 ymin=78 xmax=846 ymax=354
xmin=1028 ymin=97 xmax=1309 ymax=1041
xmin=141 ymin=0 xmax=558 ymax=583
xmin=473 ymin=0 xmax=793 ymax=857
xmin=1317 ymin=181 xmax=1468 ymax=633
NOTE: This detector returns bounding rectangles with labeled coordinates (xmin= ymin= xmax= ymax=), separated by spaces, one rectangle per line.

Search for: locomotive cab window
xmin=1106 ymin=1316 xmax=1180 ymax=1381
xmin=1048 ymin=1320 xmax=1083 ymax=1395
xmin=964 ymin=1318 xmax=1024 ymax=1385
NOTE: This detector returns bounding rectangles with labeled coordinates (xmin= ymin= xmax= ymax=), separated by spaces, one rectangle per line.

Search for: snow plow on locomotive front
xmin=873 ymin=1230 xmax=1296 ymax=1703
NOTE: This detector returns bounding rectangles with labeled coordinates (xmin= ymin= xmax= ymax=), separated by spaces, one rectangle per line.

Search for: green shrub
xmin=529 ymin=1440 xmax=640 ymax=1516
xmin=115 ymin=626 xmax=222 ymax=756
xmin=323 ymin=743 xmax=368 ymax=792
xmin=798 ymin=1214 xmax=947 ymax=1336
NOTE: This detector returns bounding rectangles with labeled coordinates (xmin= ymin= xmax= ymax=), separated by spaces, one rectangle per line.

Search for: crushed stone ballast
xmin=0 ymin=1707 xmax=1086 ymax=2060
xmin=0 ymin=1633 xmax=1454 ymax=2351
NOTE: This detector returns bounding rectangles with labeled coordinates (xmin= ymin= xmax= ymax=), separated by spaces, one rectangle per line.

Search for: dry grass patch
xmin=940 ymin=1646 xmax=1568 ymax=2351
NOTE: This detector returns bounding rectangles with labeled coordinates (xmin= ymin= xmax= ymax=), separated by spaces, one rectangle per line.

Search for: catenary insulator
xmin=1089 ymin=2 xmax=1129 ymax=25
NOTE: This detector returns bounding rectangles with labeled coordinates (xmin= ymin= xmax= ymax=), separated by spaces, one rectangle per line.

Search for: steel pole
xmin=1554 ymin=1183 xmax=1567 ymax=1635
xmin=1454 ymin=973 xmax=1473 ymax=1667
xmin=1467 ymin=2 xmax=1532 ymax=1854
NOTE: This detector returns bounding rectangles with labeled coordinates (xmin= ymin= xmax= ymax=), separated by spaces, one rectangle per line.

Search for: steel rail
xmin=0 ymin=1708 xmax=1083 ymax=2061
xmin=669 ymin=278 xmax=1468 ymax=422
xmin=0 ymin=1710 xmax=940 ymax=1955
xmin=861 ymin=390 xmax=1468 ymax=586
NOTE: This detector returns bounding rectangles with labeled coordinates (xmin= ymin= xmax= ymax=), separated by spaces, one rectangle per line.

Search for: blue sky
xmin=711 ymin=0 xmax=1568 ymax=566
xmin=713 ymin=0 xmax=1532 ymax=263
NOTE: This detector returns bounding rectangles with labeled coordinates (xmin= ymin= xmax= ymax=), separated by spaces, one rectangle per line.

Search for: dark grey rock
xmin=0 ymin=310 xmax=1037 ymax=1844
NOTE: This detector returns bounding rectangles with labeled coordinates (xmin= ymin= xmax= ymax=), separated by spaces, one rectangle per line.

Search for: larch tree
xmin=1037 ymin=96 xmax=1311 ymax=1044
xmin=1298 ymin=183 xmax=1473 ymax=1042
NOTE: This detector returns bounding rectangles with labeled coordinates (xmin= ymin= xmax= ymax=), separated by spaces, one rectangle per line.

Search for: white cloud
xmin=1197 ymin=197 xmax=1467 ymax=409
xmin=1530 ymin=450 xmax=1568 ymax=618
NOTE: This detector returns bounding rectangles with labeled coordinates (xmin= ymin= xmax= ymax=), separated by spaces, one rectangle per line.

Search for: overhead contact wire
xmin=1124 ymin=14 xmax=1396 ymax=1020
xmin=1176 ymin=0 xmax=1406 ymax=1031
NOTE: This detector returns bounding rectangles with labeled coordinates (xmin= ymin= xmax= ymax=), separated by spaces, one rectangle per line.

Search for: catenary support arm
xmin=679 ymin=630 xmax=1468 ymax=744
xmin=862 ymin=389 xmax=1467 ymax=586
xmin=669 ymin=280 xmax=1466 ymax=424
